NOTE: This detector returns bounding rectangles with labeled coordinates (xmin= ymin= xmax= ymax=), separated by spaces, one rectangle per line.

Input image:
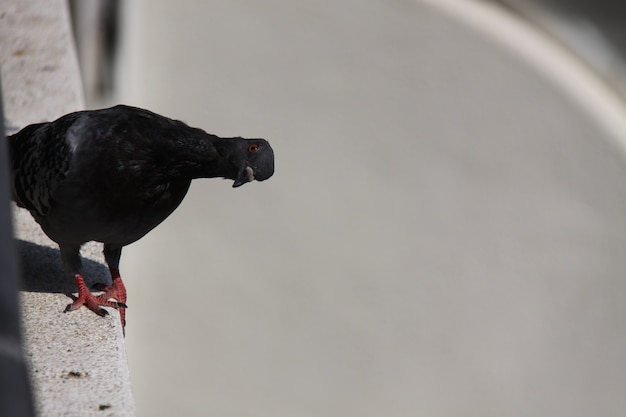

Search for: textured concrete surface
xmin=1 ymin=1 xmax=134 ymax=416
xmin=115 ymin=1 xmax=626 ymax=416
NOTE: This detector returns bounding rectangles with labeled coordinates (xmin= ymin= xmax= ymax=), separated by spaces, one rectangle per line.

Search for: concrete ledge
xmin=1 ymin=1 xmax=135 ymax=415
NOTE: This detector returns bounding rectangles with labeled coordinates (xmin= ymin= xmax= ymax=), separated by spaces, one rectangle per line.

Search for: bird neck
xmin=163 ymin=133 xmax=239 ymax=181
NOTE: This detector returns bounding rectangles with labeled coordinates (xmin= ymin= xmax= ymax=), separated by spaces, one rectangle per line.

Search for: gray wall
xmin=112 ymin=1 xmax=626 ymax=416
xmin=0 ymin=78 xmax=34 ymax=417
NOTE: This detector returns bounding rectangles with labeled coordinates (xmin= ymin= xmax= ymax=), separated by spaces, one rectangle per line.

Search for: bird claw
xmin=96 ymin=295 xmax=127 ymax=309
xmin=64 ymin=298 xmax=110 ymax=317
xmin=64 ymin=273 xmax=128 ymax=332
xmin=94 ymin=277 xmax=127 ymax=308
xmin=65 ymin=274 xmax=124 ymax=318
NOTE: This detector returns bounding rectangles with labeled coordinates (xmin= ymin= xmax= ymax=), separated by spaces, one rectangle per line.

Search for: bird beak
xmin=233 ymin=166 xmax=255 ymax=188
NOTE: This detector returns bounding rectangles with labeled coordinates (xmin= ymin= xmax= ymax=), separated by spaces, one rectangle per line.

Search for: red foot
xmin=96 ymin=270 xmax=128 ymax=331
xmin=65 ymin=274 xmax=125 ymax=317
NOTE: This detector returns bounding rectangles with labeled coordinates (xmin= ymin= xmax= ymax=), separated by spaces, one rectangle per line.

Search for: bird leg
xmin=101 ymin=245 xmax=127 ymax=332
xmin=96 ymin=267 xmax=127 ymax=330
xmin=65 ymin=274 xmax=126 ymax=317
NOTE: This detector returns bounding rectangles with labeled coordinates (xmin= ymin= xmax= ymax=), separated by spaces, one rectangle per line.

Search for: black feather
xmin=9 ymin=104 xmax=274 ymax=273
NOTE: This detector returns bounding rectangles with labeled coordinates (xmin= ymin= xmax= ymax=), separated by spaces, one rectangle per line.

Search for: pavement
xmin=115 ymin=1 xmax=626 ymax=416
xmin=1 ymin=1 xmax=134 ymax=416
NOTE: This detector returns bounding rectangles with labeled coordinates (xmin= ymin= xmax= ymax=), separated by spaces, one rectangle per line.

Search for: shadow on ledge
xmin=15 ymin=239 xmax=110 ymax=294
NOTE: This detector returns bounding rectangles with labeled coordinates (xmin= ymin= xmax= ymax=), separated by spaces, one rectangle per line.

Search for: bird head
xmin=232 ymin=138 xmax=275 ymax=187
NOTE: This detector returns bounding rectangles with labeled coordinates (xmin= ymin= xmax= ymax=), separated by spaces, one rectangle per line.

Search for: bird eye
xmin=248 ymin=144 xmax=260 ymax=153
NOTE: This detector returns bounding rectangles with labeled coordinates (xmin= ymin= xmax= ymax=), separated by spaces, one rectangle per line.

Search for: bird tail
xmin=7 ymin=132 xmax=26 ymax=207
xmin=7 ymin=123 xmax=49 ymax=210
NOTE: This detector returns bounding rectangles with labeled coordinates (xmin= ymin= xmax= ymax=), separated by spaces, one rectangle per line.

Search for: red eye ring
xmin=248 ymin=144 xmax=260 ymax=153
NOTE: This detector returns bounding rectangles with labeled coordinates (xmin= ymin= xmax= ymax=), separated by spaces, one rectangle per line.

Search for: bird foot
xmin=95 ymin=273 xmax=128 ymax=333
xmin=93 ymin=276 xmax=127 ymax=307
xmin=65 ymin=274 xmax=126 ymax=317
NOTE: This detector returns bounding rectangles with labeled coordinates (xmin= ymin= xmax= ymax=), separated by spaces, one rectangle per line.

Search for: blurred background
xmin=69 ymin=1 xmax=626 ymax=416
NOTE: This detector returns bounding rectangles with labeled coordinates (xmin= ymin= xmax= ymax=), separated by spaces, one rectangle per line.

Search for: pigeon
xmin=9 ymin=104 xmax=274 ymax=331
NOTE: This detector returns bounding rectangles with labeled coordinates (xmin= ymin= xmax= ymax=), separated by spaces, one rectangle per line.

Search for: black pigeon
xmin=9 ymin=105 xmax=274 ymax=331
